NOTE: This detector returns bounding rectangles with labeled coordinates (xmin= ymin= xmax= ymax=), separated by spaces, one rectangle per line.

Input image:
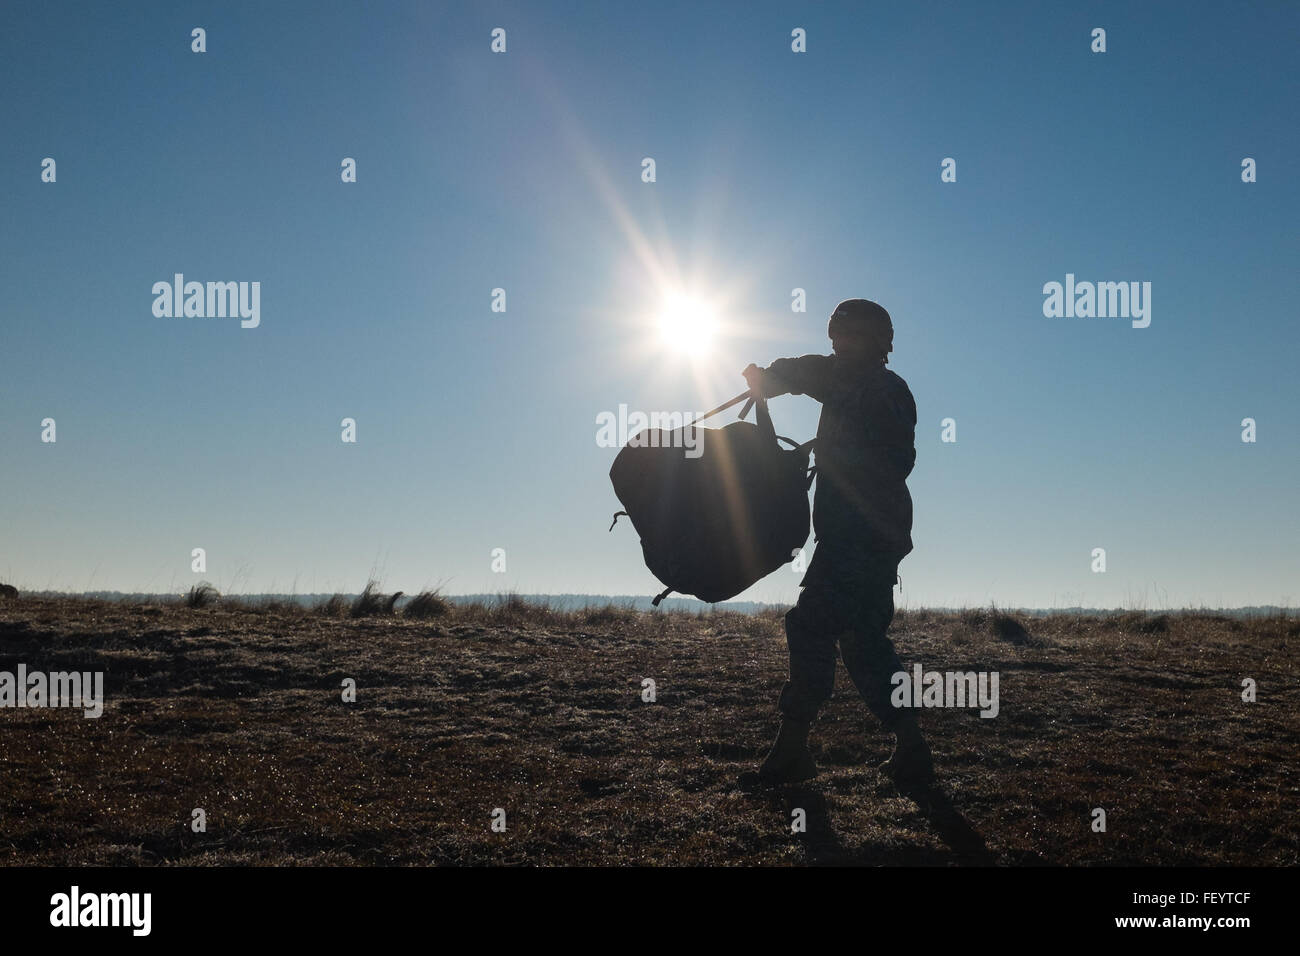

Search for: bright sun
xmin=657 ymin=294 xmax=718 ymax=355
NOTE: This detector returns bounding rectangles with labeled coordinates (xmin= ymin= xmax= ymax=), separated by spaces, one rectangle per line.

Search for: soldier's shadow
xmin=740 ymin=776 xmax=995 ymax=865
xmin=895 ymin=783 xmax=996 ymax=866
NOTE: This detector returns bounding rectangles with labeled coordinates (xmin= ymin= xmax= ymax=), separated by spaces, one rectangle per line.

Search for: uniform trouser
xmin=779 ymin=541 xmax=906 ymax=728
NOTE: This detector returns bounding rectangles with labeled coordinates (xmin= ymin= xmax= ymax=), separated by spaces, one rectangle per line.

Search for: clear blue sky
xmin=2 ymin=1 xmax=1296 ymax=608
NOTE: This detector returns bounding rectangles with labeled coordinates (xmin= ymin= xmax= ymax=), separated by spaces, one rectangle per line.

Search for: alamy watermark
xmin=1042 ymin=273 xmax=1151 ymax=328
xmin=891 ymin=663 xmax=999 ymax=718
xmin=596 ymin=405 xmax=705 ymax=458
xmin=152 ymin=274 xmax=260 ymax=328
xmin=0 ymin=664 xmax=103 ymax=718
xmin=50 ymin=886 xmax=150 ymax=936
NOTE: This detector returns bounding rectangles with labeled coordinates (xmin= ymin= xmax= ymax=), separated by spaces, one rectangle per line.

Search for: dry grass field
xmin=0 ymin=592 xmax=1295 ymax=866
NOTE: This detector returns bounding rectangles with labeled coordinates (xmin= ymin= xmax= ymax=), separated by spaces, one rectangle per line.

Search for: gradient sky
xmin=2 ymin=1 xmax=1297 ymax=608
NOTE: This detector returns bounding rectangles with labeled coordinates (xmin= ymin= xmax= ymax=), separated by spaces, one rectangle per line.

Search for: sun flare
xmin=656 ymin=294 xmax=718 ymax=356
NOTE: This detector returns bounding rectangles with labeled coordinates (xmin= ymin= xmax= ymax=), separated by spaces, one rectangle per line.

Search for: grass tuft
xmin=405 ymin=590 xmax=450 ymax=619
xmin=318 ymin=594 xmax=349 ymax=617
xmin=350 ymin=580 xmax=398 ymax=618
xmin=185 ymin=582 xmax=220 ymax=608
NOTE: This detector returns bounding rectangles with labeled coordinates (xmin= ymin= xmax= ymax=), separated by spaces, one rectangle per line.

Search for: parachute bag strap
xmin=608 ymin=510 xmax=628 ymax=532
xmin=778 ymin=434 xmax=815 ymax=455
xmin=651 ymin=585 xmax=673 ymax=607
xmin=688 ymin=389 xmax=751 ymax=428
xmin=799 ymin=437 xmax=818 ymax=489
xmin=740 ymin=393 xmax=778 ymax=445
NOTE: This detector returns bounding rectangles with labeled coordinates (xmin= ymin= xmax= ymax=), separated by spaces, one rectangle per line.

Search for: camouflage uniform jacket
xmin=761 ymin=354 xmax=916 ymax=558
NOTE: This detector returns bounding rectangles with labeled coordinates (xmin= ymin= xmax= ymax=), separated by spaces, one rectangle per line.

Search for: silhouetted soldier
xmin=743 ymin=299 xmax=934 ymax=790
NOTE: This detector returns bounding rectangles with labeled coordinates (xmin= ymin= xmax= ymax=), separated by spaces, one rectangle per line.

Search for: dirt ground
xmin=0 ymin=595 xmax=1294 ymax=865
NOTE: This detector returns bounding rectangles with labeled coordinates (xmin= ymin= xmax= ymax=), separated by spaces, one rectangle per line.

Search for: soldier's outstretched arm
xmin=743 ymin=354 xmax=833 ymax=403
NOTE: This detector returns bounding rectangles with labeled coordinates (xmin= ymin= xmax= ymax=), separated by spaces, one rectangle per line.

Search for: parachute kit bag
xmin=608 ymin=391 xmax=814 ymax=605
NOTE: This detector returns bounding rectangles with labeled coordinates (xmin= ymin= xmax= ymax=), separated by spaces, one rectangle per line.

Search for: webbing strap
xmin=687 ymin=389 xmax=816 ymax=457
xmin=686 ymin=389 xmax=752 ymax=428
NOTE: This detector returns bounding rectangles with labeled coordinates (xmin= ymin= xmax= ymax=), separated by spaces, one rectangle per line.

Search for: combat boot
xmin=878 ymin=714 xmax=935 ymax=791
xmin=758 ymin=719 xmax=818 ymax=783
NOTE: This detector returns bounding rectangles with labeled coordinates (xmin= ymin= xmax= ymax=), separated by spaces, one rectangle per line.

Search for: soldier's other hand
xmin=742 ymin=363 xmax=764 ymax=395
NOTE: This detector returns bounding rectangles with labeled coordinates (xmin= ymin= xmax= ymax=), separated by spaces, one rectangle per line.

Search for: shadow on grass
xmin=737 ymin=773 xmax=995 ymax=865
xmin=902 ymin=784 xmax=997 ymax=865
